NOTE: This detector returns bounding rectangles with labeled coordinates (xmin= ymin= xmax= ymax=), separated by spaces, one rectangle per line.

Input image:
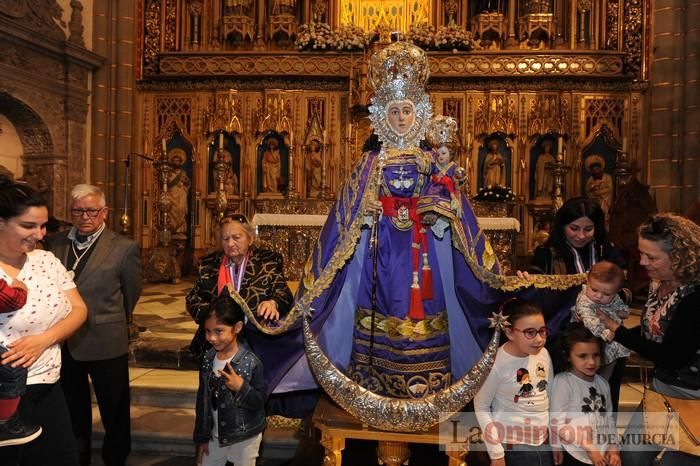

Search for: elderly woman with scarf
xmin=186 ymin=214 xmax=293 ymax=386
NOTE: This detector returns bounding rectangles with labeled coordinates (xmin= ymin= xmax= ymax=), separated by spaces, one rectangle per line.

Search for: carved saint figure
xmin=167 ymin=149 xmax=191 ymax=237
xmin=262 ymin=137 xmax=282 ymax=193
xmin=306 ymin=139 xmax=323 ymax=198
xmin=225 ymin=171 xmax=239 ymax=196
xmin=535 ymin=140 xmax=556 ymax=199
xmin=214 ymin=149 xmax=239 ymax=196
xmin=584 ymin=155 xmax=613 ymax=219
xmin=224 ymin=0 xmax=252 ymax=16
xmin=311 ymin=0 xmax=328 ymax=22
xmin=271 ymin=0 xmax=296 ymax=15
xmin=482 ymin=139 xmax=506 ymax=187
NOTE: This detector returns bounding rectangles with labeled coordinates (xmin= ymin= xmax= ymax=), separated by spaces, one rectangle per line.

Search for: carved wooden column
xmin=569 ymin=0 xmax=578 ymax=49
xmin=506 ymin=0 xmax=517 ymax=46
xmin=445 ymin=447 xmax=468 ymax=466
xmin=554 ymin=0 xmax=565 ymax=47
xmin=320 ymin=431 xmax=344 ymax=466
xmin=591 ymin=0 xmax=599 ymax=49
xmin=302 ymin=0 xmax=311 ymax=23
xmin=255 ymin=0 xmax=266 ymax=47
xmin=188 ymin=0 xmax=203 ymax=49
xmin=376 ymin=441 xmax=410 ymax=466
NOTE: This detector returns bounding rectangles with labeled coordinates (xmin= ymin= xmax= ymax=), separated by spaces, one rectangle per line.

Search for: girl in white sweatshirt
xmin=475 ymin=298 xmax=554 ymax=466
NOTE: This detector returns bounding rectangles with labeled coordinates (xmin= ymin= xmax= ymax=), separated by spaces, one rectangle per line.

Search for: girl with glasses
xmin=475 ymin=298 xmax=554 ymax=466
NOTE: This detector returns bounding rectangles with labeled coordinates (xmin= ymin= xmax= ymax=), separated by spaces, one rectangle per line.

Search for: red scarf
xmin=216 ymin=253 xmax=248 ymax=295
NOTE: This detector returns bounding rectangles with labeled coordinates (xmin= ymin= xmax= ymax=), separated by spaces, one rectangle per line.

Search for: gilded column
xmin=506 ymin=0 xmax=516 ymax=46
xmin=554 ymin=0 xmax=564 ymax=46
xmin=569 ymin=0 xmax=578 ymax=48
xmin=303 ymin=0 xmax=311 ymax=23
xmin=255 ymin=0 xmax=266 ymax=47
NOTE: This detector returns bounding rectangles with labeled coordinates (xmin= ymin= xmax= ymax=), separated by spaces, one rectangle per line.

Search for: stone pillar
xmin=647 ymin=0 xmax=700 ymax=211
xmin=90 ymin=2 xmax=136 ymax=230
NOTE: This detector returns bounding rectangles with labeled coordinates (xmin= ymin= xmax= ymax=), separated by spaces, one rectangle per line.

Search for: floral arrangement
xmin=406 ymin=23 xmax=476 ymax=51
xmin=405 ymin=23 xmax=437 ymax=50
xmin=295 ymin=23 xmax=369 ymax=51
xmin=331 ymin=24 xmax=371 ymax=50
xmin=433 ymin=24 xmax=475 ymax=51
xmin=295 ymin=22 xmax=333 ymax=51
xmin=472 ymin=185 xmax=517 ymax=203
xmin=296 ymin=22 xmax=476 ymax=52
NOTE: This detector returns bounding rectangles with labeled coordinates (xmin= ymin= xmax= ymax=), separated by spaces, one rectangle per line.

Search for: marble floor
xmin=133 ymin=280 xmax=197 ymax=342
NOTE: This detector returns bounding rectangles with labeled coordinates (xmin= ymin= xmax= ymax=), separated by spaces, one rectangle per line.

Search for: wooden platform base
xmin=312 ymin=397 xmax=468 ymax=466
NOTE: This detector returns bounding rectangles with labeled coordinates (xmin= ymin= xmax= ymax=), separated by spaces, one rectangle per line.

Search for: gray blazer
xmin=47 ymin=228 xmax=142 ymax=361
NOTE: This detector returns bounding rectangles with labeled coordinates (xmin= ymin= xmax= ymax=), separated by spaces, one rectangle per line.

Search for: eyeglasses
xmin=70 ymin=208 xmax=105 ymax=218
xmin=512 ymin=327 xmax=548 ymax=339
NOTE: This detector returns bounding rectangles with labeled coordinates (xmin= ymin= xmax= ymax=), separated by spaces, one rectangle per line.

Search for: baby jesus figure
xmin=418 ymin=116 xmax=466 ymax=229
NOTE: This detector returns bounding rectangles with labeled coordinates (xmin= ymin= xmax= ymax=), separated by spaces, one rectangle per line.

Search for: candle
xmin=289 ymin=148 xmax=294 ymax=174
xmin=557 ymin=136 xmax=563 ymax=155
xmin=162 ymin=139 xmax=167 ymax=153
xmin=622 ymin=136 xmax=628 ymax=153
xmin=219 ymin=133 xmax=224 ymax=150
xmin=323 ymin=130 xmax=327 ymax=142
xmin=466 ymin=132 xmax=472 ymax=149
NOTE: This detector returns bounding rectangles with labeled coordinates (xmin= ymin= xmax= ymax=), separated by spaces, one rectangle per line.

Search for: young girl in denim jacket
xmin=193 ymin=291 xmax=266 ymax=466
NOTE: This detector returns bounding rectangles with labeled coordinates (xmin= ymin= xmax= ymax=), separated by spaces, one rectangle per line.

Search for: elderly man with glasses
xmin=45 ymin=184 xmax=142 ymax=466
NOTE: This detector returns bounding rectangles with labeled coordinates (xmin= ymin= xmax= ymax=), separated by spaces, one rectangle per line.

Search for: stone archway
xmin=0 ymin=9 xmax=104 ymax=222
xmin=0 ymin=92 xmax=61 ymax=216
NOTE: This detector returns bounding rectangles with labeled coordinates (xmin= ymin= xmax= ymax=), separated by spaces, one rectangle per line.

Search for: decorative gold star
xmin=488 ymin=312 xmax=510 ymax=330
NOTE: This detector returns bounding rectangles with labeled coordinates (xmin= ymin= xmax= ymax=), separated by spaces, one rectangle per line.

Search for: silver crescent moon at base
xmin=303 ymin=315 xmax=501 ymax=432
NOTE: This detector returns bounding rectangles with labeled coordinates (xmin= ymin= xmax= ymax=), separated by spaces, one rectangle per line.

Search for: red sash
xmin=378 ymin=196 xmax=433 ymax=320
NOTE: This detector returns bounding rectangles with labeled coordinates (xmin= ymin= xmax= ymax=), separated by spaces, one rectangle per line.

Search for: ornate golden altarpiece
xmin=133 ymin=0 xmax=650 ymax=277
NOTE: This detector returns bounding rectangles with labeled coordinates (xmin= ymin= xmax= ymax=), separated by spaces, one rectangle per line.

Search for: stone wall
xmin=0 ymin=1 xmax=102 ymax=219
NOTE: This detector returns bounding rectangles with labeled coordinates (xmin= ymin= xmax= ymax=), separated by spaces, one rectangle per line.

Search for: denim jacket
xmin=193 ymin=345 xmax=267 ymax=446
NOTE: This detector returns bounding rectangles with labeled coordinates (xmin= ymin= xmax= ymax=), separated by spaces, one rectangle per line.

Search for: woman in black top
xmin=529 ymin=197 xmax=625 ymax=275
xmin=597 ymin=213 xmax=700 ymax=466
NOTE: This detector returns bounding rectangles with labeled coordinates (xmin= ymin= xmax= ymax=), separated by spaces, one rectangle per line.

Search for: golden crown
xmin=368 ymin=42 xmax=430 ymax=101
xmin=367 ymin=42 xmax=432 ymax=150
xmin=426 ymin=116 xmax=459 ymax=149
